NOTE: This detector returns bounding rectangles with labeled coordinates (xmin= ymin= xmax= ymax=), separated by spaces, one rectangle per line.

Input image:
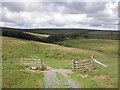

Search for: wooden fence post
xmin=72 ymin=59 xmax=76 ymax=70
xmin=41 ymin=59 xmax=43 ymax=70
xmin=91 ymin=56 xmax=107 ymax=68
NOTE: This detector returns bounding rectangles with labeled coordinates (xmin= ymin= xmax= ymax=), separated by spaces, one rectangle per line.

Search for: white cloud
xmin=1 ymin=1 xmax=118 ymax=30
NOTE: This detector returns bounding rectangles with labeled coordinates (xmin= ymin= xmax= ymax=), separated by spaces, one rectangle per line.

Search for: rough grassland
xmin=59 ymin=38 xmax=118 ymax=88
xmin=2 ymin=36 xmax=118 ymax=88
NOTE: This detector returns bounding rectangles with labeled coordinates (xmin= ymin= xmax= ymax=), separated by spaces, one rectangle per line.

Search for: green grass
xmin=3 ymin=70 xmax=44 ymax=88
xmin=25 ymin=32 xmax=50 ymax=38
xmin=69 ymin=72 xmax=100 ymax=88
xmin=2 ymin=37 xmax=45 ymax=88
xmin=69 ymin=64 xmax=118 ymax=88
xmin=2 ymin=36 xmax=93 ymax=88
xmin=59 ymin=38 xmax=118 ymax=88
xmin=50 ymin=72 xmax=70 ymax=88
xmin=59 ymin=39 xmax=118 ymax=55
xmin=56 ymin=72 xmax=66 ymax=82
xmin=2 ymin=36 xmax=118 ymax=88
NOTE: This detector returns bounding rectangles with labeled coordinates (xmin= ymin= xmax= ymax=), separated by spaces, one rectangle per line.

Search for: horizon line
xmin=1 ymin=26 xmax=119 ymax=31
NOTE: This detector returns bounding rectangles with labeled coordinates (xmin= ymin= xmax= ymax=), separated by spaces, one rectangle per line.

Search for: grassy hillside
xmin=2 ymin=36 xmax=118 ymax=88
xmin=58 ymin=38 xmax=118 ymax=88
xmin=28 ymin=29 xmax=119 ymax=40
xmin=2 ymin=37 xmax=44 ymax=88
xmin=59 ymin=39 xmax=118 ymax=55
xmin=29 ymin=29 xmax=119 ymax=40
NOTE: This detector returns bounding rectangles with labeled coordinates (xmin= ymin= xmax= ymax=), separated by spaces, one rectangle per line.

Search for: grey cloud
xmin=2 ymin=2 xmax=55 ymax=12
xmin=2 ymin=2 xmax=26 ymax=12
xmin=92 ymin=17 xmax=117 ymax=25
xmin=55 ymin=2 xmax=117 ymax=25
xmin=118 ymin=2 xmax=120 ymax=17
xmin=1 ymin=1 xmax=118 ymax=29
xmin=57 ymin=2 xmax=107 ymax=14
xmin=63 ymin=2 xmax=117 ymax=24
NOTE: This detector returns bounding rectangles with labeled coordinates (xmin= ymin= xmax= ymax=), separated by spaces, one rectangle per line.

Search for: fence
xmin=72 ymin=56 xmax=107 ymax=73
xmin=21 ymin=55 xmax=44 ymax=70
xmin=72 ymin=59 xmax=93 ymax=73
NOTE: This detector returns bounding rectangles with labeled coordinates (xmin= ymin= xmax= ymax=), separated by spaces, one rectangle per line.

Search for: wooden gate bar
xmin=72 ymin=59 xmax=93 ymax=73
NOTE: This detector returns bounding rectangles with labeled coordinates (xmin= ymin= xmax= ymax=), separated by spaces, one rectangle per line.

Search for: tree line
xmin=2 ymin=29 xmax=41 ymax=41
xmin=2 ymin=29 xmax=89 ymax=43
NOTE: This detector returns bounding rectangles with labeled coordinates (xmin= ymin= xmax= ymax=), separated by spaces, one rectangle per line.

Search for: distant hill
xmin=1 ymin=27 xmax=119 ymax=40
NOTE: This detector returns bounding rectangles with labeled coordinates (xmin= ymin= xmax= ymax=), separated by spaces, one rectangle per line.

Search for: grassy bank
xmin=59 ymin=38 xmax=118 ymax=88
xmin=2 ymin=36 xmax=118 ymax=88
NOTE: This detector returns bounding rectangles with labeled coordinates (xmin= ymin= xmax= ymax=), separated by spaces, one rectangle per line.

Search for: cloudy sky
xmin=0 ymin=0 xmax=119 ymax=30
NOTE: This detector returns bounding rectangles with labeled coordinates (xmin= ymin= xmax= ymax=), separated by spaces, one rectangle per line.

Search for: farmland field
xmin=59 ymin=38 xmax=118 ymax=88
xmin=2 ymin=36 xmax=118 ymax=88
xmin=25 ymin=32 xmax=50 ymax=38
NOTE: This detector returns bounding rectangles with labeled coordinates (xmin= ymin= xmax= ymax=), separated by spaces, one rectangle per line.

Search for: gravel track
xmin=44 ymin=68 xmax=80 ymax=88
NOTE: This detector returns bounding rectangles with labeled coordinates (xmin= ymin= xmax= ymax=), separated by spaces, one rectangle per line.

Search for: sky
xmin=0 ymin=0 xmax=119 ymax=30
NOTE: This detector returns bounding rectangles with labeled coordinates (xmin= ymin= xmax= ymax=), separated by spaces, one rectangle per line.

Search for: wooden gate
xmin=21 ymin=55 xmax=44 ymax=70
xmin=72 ymin=59 xmax=93 ymax=73
xmin=72 ymin=56 xmax=107 ymax=73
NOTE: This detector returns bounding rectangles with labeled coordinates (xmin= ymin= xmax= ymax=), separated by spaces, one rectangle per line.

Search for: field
xmin=59 ymin=38 xmax=118 ymax=88
xmin=28 ymin=29 xmax=119 ymax=40
xmin=25 ymin=32 xmax=50 ymax=38
xmin=2 ymin=35 xmax=118 ymax=88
